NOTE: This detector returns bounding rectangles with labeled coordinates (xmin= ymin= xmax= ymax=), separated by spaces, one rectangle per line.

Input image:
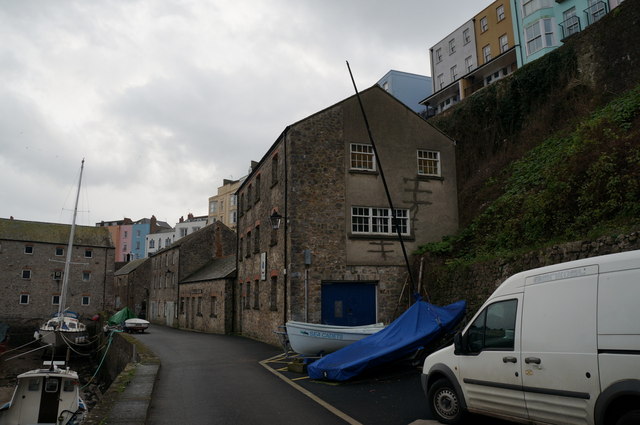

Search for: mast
xmin=57 ymin=159 xmax=84 ymax=318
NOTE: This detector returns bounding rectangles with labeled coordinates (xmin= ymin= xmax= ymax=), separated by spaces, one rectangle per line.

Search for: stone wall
xmin=422 ymin=232 xmax=640 ymax=318
xmin=178 ymin=278 xmax=233 ymax=334
xmin=0 ymin=239 xmax=114 ymax=321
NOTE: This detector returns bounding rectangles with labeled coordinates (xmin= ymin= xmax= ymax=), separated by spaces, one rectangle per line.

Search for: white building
xmin=144 ymin=213 xmax=209 ymax=257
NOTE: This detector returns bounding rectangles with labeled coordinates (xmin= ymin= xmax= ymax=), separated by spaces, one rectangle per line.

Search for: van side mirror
xmin=454 ymin=332 xmax=465 ymax=355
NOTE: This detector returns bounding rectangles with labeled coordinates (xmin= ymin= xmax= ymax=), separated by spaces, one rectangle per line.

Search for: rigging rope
xmin=81 ymin=329 xmax=121 ymax=389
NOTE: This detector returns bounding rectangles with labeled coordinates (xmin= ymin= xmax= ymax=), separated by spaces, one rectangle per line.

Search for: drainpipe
xmin=283 ymin=127 xmax=289 ymax=326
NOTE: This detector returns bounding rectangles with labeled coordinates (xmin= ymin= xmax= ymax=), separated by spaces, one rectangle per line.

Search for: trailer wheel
xmin=428 ymin=378 xmax=465 ymax=424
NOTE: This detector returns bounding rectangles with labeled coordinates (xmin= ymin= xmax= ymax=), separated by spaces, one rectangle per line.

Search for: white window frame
xmin=480 ymin=17 xmax=488 ymax=32
xmin=82 ymin=271 xmax=91 ymax=282
xmin=437 ymin=74 xmax=444 ymax=89
xmin=500 ymin=34 xmax=509 ymax=53
xmin=450 ymin=65 xmax=458 ymax=81
xmin=497 ymin=4 xmax=505 ymax=21
xmin=463 ymin=28 xmax=471 ymax=45
xmin=523 ymin=0 xmax=552 ymax=17
xmin=417 ymin=150 xmax=441 ymax=177
xmin=55 ymin=247 xmax=64 ymax=256
xmin=350 ymin=143 xmax=376 ymax=171
xmin=22 ymin=269 xmax=31 ymax=279
xmin=351 ymin=207 xmax=410 ymax=236
xmin=435 ymin=48 xmax=442 ymax=63
xmin=563 ymin=7 xmax=580 ymax=37
xmin=448 ymin=39 xmax=456 ymax=54
xmin=24 ymin=245 xmax=34 ymax=254
xmin=587 ymin=0 xmax=606 ymax=23
xmin=52 ymin=295 xmax=60 ymax=305
xmin=483 ymin=45 xmax=492 ymax=63
xmin=82 ymin=296 xmax=90 ymax=306
xmin=526 ymin=18 xmax=554 ymax=56
xmin=465 ymin=56 xmax=474 ymax=73
xmin=20 ymin=294 xmax=30 ymax=305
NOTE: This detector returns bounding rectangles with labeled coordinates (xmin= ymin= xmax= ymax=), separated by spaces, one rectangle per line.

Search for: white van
xmin=421 ymin=250 xmax=640 ymax=425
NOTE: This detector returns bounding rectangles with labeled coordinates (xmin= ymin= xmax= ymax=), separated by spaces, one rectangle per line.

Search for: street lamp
xmin=270 ymin=210 xmax=283 ymax=230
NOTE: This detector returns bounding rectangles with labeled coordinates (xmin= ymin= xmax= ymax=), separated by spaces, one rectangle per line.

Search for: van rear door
xmin=521 ymin=265 xmax=600 ymax=425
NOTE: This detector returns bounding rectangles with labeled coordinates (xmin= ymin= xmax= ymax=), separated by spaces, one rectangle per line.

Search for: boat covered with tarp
xmin=307 ymin=299 xmax=466 ymax=381
xmin=107 ymin=307 xmax=138 ymax=326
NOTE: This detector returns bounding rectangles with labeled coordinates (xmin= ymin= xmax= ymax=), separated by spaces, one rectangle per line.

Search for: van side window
xmin=467 ymin=299 xmax=518 ymax=352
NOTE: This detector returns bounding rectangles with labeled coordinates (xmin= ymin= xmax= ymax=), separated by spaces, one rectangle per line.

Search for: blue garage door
xmin=321 ymin=282 xmax=377 ymax=326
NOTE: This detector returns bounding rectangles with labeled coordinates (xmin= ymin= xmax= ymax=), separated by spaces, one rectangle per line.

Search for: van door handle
xmin=502 ymin=356 xmax=517 ymax=363
xmin=525 ymin=357 xmax=541 ymax=364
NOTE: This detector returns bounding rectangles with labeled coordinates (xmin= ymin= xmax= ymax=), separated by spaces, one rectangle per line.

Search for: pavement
xmin=82 ymin=337 xmax=160 ymax=425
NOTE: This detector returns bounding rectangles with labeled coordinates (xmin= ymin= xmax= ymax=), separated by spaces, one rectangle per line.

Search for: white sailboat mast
xmin=58 ymin=159 xmax=84 ymax=318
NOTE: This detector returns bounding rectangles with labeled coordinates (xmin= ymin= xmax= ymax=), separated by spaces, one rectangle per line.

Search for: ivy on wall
xmin=418 ymin=84 xmax=640 ymax=261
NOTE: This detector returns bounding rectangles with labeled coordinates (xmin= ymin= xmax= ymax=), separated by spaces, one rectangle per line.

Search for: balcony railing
xmin=584 ymin=1 xmax=608 ymax=26
xmin=560 ymin=15 xmax=582 ymax=39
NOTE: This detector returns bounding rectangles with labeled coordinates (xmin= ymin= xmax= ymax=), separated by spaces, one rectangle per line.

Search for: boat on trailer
xmin=285 ymin=321 xmax=385 ymax=356
xmin=0 ymin=361 xmax=85 ymax=425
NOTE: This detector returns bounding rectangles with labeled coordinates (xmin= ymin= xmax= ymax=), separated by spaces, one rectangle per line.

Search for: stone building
xmin=235 ymin=86 xmax=459 ymax=345
xmin=148 ymin=221 xmax=236 ymax=330
xmin=0 ymin=218 xmax=115 ymax=322
xmin=178 ymin=255 xmax=236 ymax=334
xmin=113 ymin=258 xmax=150 ymax=317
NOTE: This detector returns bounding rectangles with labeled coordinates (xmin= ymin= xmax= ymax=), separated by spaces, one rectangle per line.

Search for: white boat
xmin=34 ymin=160 xmax=90 ymax=352
xmin=285 ymin=321 xmax=385 ymax=356
xmin=0 ymin=361 xmax=85 ymax=425
xmin=36 ymin=311 xmax=89 ymax=348
xmin=123 ymin=318 xmax=150 ymax=333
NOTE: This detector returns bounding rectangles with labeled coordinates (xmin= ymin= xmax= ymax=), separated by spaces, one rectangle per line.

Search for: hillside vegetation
xmin=418 ymin=1 xmax=640 ymax=263
xmin=419 ymin=85 xmax=640 ymax=261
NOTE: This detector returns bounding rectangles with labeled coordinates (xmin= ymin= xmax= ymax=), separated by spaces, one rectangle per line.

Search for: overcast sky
xmin=0 ymin=0 xmax=488 ymax=227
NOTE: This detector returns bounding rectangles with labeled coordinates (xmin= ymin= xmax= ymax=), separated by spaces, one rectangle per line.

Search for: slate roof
xmin=114 ymin=258 xmax=148 ymax=276
xmin=0 ymin=218 xmax=113 ymax=248
xmin=181 ymin=256 xmax=236 ymax=283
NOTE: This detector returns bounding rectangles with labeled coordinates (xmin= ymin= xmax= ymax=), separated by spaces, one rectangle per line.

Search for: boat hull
xmin=36 ymin=329 xmax=89 ymax=350
xmin=123 ymin=318 xmax=150 ymax=333
xmin=35 ymin=316 xmax=89 ymax=351
xmin=285 ymin=321 xmax=385 ymax=356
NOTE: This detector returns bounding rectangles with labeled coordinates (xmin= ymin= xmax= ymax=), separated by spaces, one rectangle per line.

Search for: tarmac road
xmin=135 ymin=325 xmax=347 ymax=425
xmin=134 ymin=325 xmax=516 ymax=425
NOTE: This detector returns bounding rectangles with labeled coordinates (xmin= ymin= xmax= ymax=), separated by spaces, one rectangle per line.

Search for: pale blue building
xmin=132 ymin=217 xmax=171 ymax=260
xmin=511 ymin=0 xmax=621 ymax=66
xmin=377 ymin=70 xmax=432 ymax=114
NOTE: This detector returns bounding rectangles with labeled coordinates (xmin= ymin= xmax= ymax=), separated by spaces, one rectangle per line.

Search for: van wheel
xmin=428 ymin=378 xmax=465 ymax=424
xmin=617 ymin=409 xmax=640 ymax=425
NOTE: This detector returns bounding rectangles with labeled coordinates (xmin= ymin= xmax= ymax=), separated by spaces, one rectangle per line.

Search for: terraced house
xmin=0 ymin=218 xmax=115 ymax=322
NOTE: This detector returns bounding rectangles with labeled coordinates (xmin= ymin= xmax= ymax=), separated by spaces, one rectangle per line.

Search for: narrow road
xmin=133 ymin=325 xmax=347 ymax=425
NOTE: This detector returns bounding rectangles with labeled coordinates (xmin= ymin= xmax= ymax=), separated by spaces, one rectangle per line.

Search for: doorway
xmin=321 ymin=282 xmax=377 ymax=326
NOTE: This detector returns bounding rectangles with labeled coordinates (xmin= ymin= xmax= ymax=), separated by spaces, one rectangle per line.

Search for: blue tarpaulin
xmin=307 ymin=299 xmax=466 ymax=381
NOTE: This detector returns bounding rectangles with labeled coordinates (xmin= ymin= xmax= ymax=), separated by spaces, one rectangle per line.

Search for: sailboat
xmin=34 ymin=160 xmax=89 ymax=351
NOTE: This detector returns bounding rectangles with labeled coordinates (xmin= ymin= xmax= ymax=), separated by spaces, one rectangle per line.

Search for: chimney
xmin=214 ymin=223 xmax=223 ymax=258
